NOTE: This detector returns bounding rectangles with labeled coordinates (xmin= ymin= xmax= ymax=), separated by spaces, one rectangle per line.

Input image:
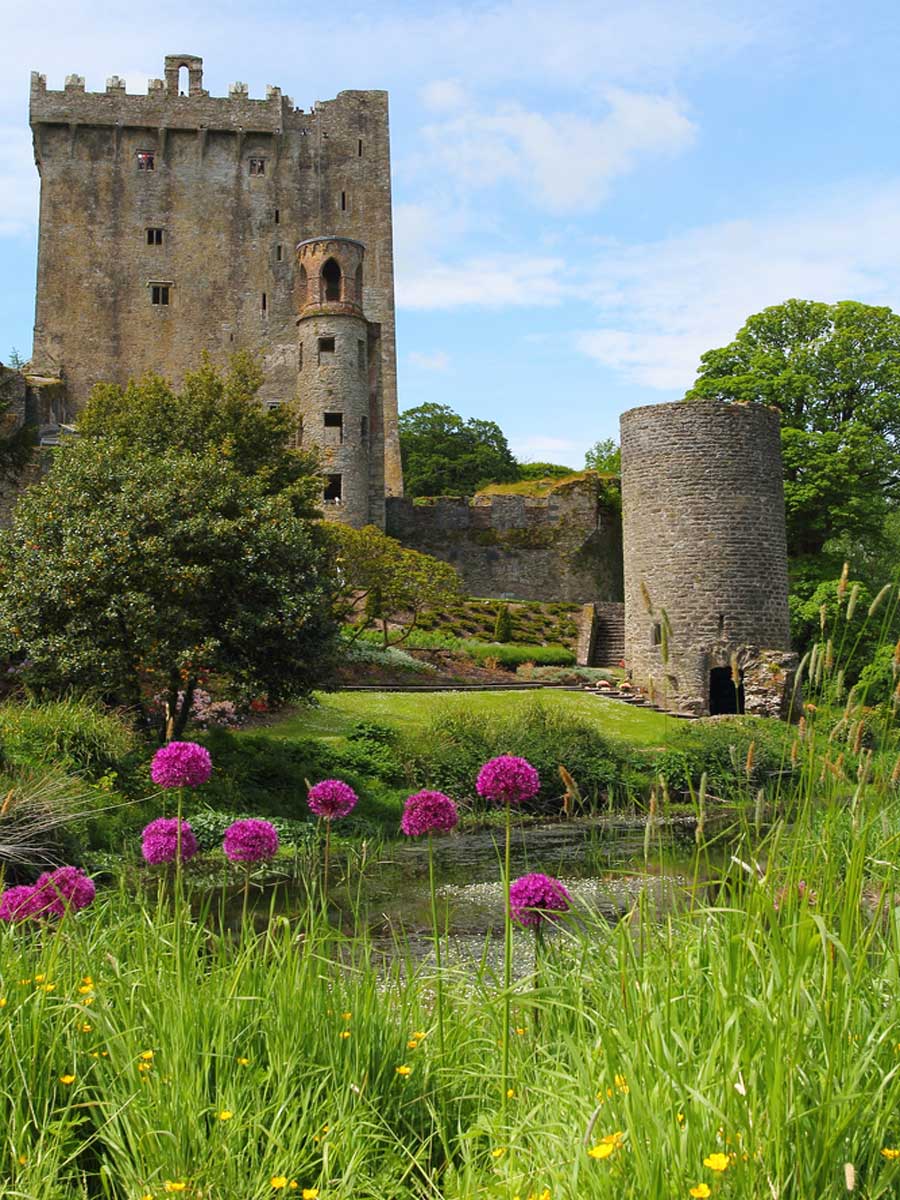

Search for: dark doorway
xmin=709 ymin=666 xmax=744 ymax=715
xmin=323 ymin=473 xmax=343 ymax=502
xmin=322 ymin=258 xmax=341 ymax=301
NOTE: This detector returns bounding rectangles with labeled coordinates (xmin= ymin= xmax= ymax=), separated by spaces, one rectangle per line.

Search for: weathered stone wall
xmin=620 ymin=400 xmax=795 ymax=716
xmin=29 ymin=55 xmax=402 ymax=505
xmin=385 ymin=476 xmax=623 ymax=603
xmin=0 ymin=365 xmax=62 ymax=528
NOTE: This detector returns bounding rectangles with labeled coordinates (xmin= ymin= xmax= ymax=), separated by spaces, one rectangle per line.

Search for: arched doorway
xmin=709 ymin=666 xmax=745 ymax=715
xmin=322 ymin=258 xmax=341 ymax=302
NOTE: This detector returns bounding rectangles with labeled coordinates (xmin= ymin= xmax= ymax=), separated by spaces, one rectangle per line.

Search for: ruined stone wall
xmin=385 ymin=476 xmax=623 ymax=603
xmin=620 ymin=400 xmax=795 ymax=716
xmin=29 ymin=56 xmax=402 ymax=499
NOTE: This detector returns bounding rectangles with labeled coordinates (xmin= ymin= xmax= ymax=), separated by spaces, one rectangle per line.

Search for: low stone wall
xmin=385 ymin=475 xmax=623 ymax=603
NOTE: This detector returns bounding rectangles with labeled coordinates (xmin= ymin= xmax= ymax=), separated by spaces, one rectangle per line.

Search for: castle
xmin=6 ymin=53 xmax=797 ymax=718
xmin=28 ymin=54 xmax=400 ymax=526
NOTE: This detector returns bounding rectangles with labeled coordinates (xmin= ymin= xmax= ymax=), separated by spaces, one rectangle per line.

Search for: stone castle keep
xmin=7 ymin=52 xmax=796 ymax=717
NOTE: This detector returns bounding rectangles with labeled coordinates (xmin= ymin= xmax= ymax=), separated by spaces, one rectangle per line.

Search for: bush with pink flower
xmin=141 ymin=817 xmax=199 ymax=864
xmin=0 ymin=866 xmax=96 ymax=924
xmin=400 ymin=790 xmax=459 ymax=837
xmin=476 ymin=755 xmax=540 ymax=807
xmin=223 ymin=818 xmax=279 ymax=864
xmin=307 ymin=779 xmax=358 ymax=821
xmin=508 ymin=872 xmax=571 ymax=928
xmin=150 ymin=741 xmax=212 ymax=789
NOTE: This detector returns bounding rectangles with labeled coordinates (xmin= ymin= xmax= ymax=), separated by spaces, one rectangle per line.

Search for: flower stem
xmin=428 ymin=833 xmax=446 ymax=1058
xmin=323 ymin=819 xmax=331 ymax=915
xmin=501 ymin=801 xmax=513 ymax=1127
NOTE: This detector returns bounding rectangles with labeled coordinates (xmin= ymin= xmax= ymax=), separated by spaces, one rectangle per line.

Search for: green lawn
xmin=260 ymin=689 xmax=676 ymax=747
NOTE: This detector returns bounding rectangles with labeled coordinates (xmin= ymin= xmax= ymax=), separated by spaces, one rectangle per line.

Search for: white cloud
xmin=577 ymin=181 xmax=900 ymax=389
xmin=421 ymin=80 xmax=468 ymax=112
xmin=397 ymin=253 xmax=567 ymax=309
xmin=419 ymin=89 xmax=696 ymax=213
xmin=408 ymin=350 xmax=450 ymax=371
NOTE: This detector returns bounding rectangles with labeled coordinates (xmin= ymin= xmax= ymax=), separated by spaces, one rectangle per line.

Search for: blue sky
xmin=3 ymin=0 xmax=900 ymax=466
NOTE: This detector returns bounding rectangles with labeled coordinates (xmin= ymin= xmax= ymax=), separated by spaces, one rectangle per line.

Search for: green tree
xmin=0 ymin=358 xmax=339 ymax=738
xmin=685 ymin=300 xmax=900 ymax=582
xmin=0 ymin=361 xmax=37 ymax=471
xmin=517 ymin=462 xmax=575 ymax=481
xmin=328 ymin=523 xmax=463 ymax=647
xmin=584 ymin=438 xmax=621 ymax=473
xmin=399 ymin=402 xmax=519 ymax=497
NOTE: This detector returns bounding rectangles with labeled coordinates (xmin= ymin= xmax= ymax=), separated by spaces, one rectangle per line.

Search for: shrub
xmin=402 ymin=700 xmax=645 ymax=810
xmin=652 ymin=718 xmax=793 ymax=800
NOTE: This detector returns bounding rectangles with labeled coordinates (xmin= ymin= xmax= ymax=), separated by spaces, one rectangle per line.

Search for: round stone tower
xmin=296 ymin=236 xmax=372 ymax=527
xmin=620 ymin=399 xmax=796 ymax=717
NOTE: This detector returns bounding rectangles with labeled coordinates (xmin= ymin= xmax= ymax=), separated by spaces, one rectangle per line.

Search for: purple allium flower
xmin=141 ymin=817 xmax=199 ymax=865
xmin=150 ymin=741 xmax=212 ymax=789
xmin=476 ymin=755 xmax=540 ymax=806
xmin=29 ymin=867 xmax=96 ymax=918
xmin=222 ymin=818 xmax=279 ymax=863
xmin=307 ymin=779 xmax=358 ymax=821
xmin=0 ymin=884 xmax=39 ymax=923
xmin=508 ymin=872 xmax=571 ymax=928
xmin=400 ymin=790 xmax=460 ymax=837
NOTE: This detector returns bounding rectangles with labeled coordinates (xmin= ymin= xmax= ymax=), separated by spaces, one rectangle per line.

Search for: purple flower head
xmin=476 ymin=755 xmax=540 ymax=806
xmin=0 ymin=884 xmax=39 ymax=923
xmin=141 ymin=817 xmax=199 ymax=865
xmin=30 ymin=867 xmax=96 ymax=918
xmin=223 ymin=818 xmax=279 ymax=864
xmin=400 ymin=790 xmax=460 ymax=837
xmin=150 ymin=741 xmax=212 ymax=789
xmin=307 ymin=779 xmax=358 ymax=821
xmin=508 ymin=872 xmax=571 ymax=928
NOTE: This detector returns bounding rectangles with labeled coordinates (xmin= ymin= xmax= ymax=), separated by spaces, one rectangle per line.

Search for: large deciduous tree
xmin=399 ymin=402 xmax=519 ymax=497
xmin=328 ymin=523 xmax=463 ymax=647
xmin=685 ymin=300 xmax=900 ymax=584
xmin=0 ymin=356 xmax=339 ymax=738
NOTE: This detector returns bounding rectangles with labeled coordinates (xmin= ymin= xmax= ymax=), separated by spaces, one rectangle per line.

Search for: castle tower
xmin=296 ymin=237 xmax=379 ymax=527
xmin=28 ymin=54 xmax=403 ymax=519
xmin=620 ymin=400 xmax=796 ymax=717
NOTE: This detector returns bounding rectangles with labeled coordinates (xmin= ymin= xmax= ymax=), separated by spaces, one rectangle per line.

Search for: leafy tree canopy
xmin=328 ymin=523 xmax=463 ymax=647
xmin=399 ymin=402 xmax=519 ymax=497
xmin=584 ymin=438 xmax=621 ymax=474
xmin=685 ymin=299 xmax=900 ymax=581
xmin=0 ymin=357 xmax=339 ymax=738
xmin=517 ymin=462 xmax=575 ymax=481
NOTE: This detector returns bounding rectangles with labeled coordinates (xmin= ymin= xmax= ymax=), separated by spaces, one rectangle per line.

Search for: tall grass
xmin=2 ymin=579 xmax=900 ymax=1197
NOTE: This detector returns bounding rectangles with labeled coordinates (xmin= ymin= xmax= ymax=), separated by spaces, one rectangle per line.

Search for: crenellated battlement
xmin=30 ymin=54 xmax=388 ymax=135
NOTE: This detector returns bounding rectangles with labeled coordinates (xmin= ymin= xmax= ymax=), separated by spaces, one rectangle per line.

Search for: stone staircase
xmin=589 ymin=602 xmax=625 ymax=667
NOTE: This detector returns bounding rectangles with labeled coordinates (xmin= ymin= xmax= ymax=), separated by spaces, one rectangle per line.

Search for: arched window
xmin=354 ymin=263 xmax=363 ymax=303
xmin=298 ymin=264 xmax=308 ymax=304
xmin=322 ymin=258 xmax=341 ymax=302
xmin=178 ymin=65 xmax=189 ymax=96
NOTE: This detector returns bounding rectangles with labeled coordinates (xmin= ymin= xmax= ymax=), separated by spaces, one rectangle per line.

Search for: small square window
xmin=318 ymin=336 xmax=335 ymax=359
xmin=323 ymin=474 xmax=342 ymax=503
xmin=249 ymin=157 xmax=266 ymax=176
xmin=146 ymin=227 xmax=164 ymax=245
xmin=324 ymin=412 xmax=343 ymax=445
xmin=150 ymin=284 xmax=170 ymax=306
xmin=137 ymin=151 xmax=155 ymax=171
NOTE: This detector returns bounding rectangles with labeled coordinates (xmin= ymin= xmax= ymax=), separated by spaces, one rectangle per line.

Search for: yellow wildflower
xmin=515 ymin=1026 xmax=526 ymax=1035
xmin=237 ymin=1057 xmax=250 ymax=1066
xmin=507 ymin=1088 xmax=516 ymax=1098
xmin=882 ymin=1148 xmax=900 ymax=1160
xmin=302 ymin=1191 xmax=319 ymax=1199
xmin=396 ymin=1064 xmax=412 ymax=1076
xmin=588 ymin=1144 xmax=615 ymax=1160
xmin=163 ymin=1183 xmax=187 ymax=1194
xmin=82 ymin=997 xmax=94 ymax=1006
xmin=59 ymin=1074 xmax=76 ymax=1085
xmin=78 ymin=984 xmax=93 ymax=995
xmin=82 ymin=976 xmax=93 ymax=985
xmin=689 ymin=1187 xmax=711 ymax=1199
xmin=139 ymin=1050 xmax=154 ymax=1061
xmin=271 ymin=1178 xmax=288 ymax=1190
xmin=80 ymin=1023 xmax=92 ymax=1033
xmin=39 ymin=983 xmax=55 ymax=992
xmin=339 ymin=1031 xmax=351 ymax=1040
xmin=412 ymin=1031 xmax=426 ymax=1039
xmin=17 ymin=1154 xmax=27 ymax=1165
xmin=218 ymin=1110 xmax=233 ymax=1121
xmin=341 ymin=1011 xmax=352 ymax=1020
xmin=614 ymin=1073 xmax=629 ymax=1093
xmin=138 ymin=1062 xmax=152 ymax=1073
xmin=34 ymin=974 xmax=45 ymax=982
xmin=0 ymin=998 xmax=6 ymax=1008
xmin=703 ymin=1152 xmax=729 ymax=1172
xmin=491 ymin=1147 xmax=507 ymax=1159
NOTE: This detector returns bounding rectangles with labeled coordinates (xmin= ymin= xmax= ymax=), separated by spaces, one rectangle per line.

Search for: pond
xmin=207 ymin=813 xmax=737 ymax=967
